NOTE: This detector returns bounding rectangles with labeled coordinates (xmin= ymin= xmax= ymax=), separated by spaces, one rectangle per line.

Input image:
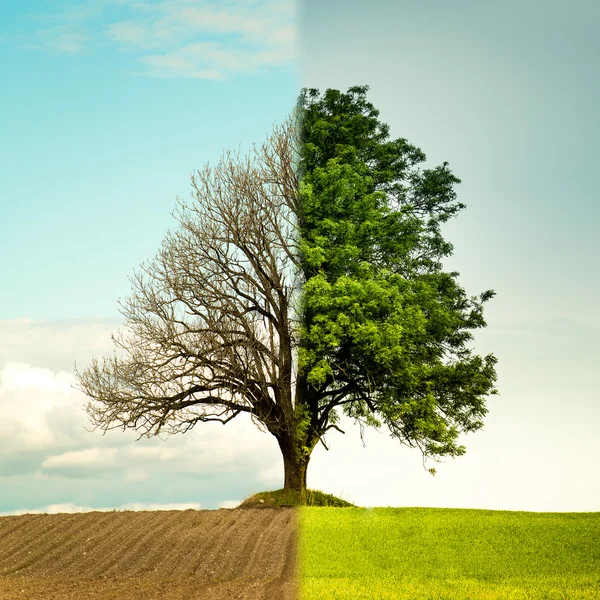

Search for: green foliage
xmin=297 ymin=86 xmax=498 ymax=463
xmin=299 ymin=507 xmax=600 ymax=599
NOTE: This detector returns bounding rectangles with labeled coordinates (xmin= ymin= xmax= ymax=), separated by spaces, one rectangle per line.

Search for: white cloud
xmin=16 ymin=11 xmax=91 ymax=55
xmin=0 ymin=362 xmax=85 ymax=458
xmin=16 ymin=0 xmax=296 ymax=77
xmin=0 ymin=317 xmax=121 ymax=375
xmin=139 ymin=32 xmax=295 ymax=79
xmin=123 ymin=470 xmax=149 ymax=482
xmin=41 ymin=447 xmax=119 ymax=471
xmin=0 ymin=319 xmax=282 ymax=513
xmin=0 ymin=362 xmax=76 ymax=396
xmin=142 ymin=52 xmax=225 ymax=79
xmin=104 ymin=0 xmax=296 ymax=78
xmin=39 ymin=440 xmax=271 ymax=478
xmin=218 ymin=499 xmax=241 ymax=509
xmin=0 ymin=503 xmax=94 ymax=516
xmin=0 ymin=501 xmax=202 ymax=516
xmin=116 ymin=501 xmax=202 ymax=511
xmin=177 ymin=6 xmax=265 ymax=35
xmin=267 ymin=24 xmax=296 ymax=46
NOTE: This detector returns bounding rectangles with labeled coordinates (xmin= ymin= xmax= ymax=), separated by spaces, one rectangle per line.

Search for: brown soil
xmin=0 ymin=508 xmax=297 ymax=599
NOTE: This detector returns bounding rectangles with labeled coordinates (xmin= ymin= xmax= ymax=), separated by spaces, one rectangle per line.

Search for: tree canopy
xmin=296 ymin=85 xmax=498 ymax=467
xmin=75 ymin=85 xmax=498 ymax=500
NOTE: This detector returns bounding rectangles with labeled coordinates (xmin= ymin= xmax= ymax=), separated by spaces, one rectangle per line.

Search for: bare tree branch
xmin=75 ymin=114 xmax=302 ymax=440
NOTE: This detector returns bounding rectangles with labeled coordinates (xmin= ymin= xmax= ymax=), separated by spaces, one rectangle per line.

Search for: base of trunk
xmin=278 ymin=438 xmax=310 ymax=503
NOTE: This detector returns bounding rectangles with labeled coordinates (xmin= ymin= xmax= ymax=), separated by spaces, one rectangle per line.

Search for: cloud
xmin=0 ymin=357 xmax=278 ymax=480
xmin=116 ymin=501 xmax=202 ymax=511
xmin=0 ymin=501 xmax=202 ymax=516
xmin=0 ymin=317 xmax=121 ymax=374
xmin=14 ymin=0 xmax=296 ymax=78
xmin=115 ymin=1 xmax=297 ymax=79
xmin=218 ymin=499 xmax=241 ymax=509
xmin=39 ymin=439 xmax=271 ymax=479
xmin=174 ymin=5 xmax=273 ymax=38
xmin=14 ymin=2 xmax=99 ymax=55
xmin=0 ymin=362 xmax=85 ymax=463
xmin=0 ymin=503 xmax=95 ymax=516
xmin=41 ymin=447 xmax=119 ymax=472
xmin=142 ymin=52 xmax=225 ymax=79
xmin=0 ymin=319 xmax=283 ymax=513
xmin=141 ymin=38 xmax=293 ymax=79
xmin=18 ymin=30 xmax=87 ymax=55
xmin=0 ymin=362 xmax=76 ymax=396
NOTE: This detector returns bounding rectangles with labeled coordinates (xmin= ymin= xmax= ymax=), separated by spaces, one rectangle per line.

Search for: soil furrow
xmin=118 ymin=509 xmax=210 ymax=576
xmin=155 ymin=509 xmax=232 ymax=579
xmin=0 ymin=513 xmax=46 ymax=542
xmin=0 ymin=513 xmax=70 ymax=566
xmin=0 ymin=508 xmax=298 ymax=599
xmin=20 ymin=511 xmax=120 ymax=577
xmin=242 ymin=508 xmax=294 ymax=579
xmin=100 ymin=510 xmax=187 ymax=579
xmin=79 ymin=511 xmax=150 ymax=578
xmin=183 ymin=509 xmax=275 ymax=580
xmin=1 ymin=513 xmax=99 ymax=574
xmin=198 ymin=510 xmax=274 ymax=580
xmin=263 ymin=510 xmax=298 ymax=600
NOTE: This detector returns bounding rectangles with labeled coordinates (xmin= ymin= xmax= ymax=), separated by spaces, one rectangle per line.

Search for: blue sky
xmin=1 ymin=0 xmax=599 ymax=514
xmin=2 ymin=0 xmax=297 ymax=320
xmin=1 ymin=0 xmax=299 ymax=513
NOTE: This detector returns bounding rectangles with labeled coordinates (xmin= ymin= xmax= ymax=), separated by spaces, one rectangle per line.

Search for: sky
xmin=1 ymin=0 xmax=598 ymax=514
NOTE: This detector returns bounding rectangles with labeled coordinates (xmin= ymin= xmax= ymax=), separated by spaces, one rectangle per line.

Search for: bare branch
xmin=75 ymin=112 xmax=303 ymax=440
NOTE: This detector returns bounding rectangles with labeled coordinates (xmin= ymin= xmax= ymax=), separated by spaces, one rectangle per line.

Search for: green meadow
xmin=298 ymin=507 xmax=600 ymax=600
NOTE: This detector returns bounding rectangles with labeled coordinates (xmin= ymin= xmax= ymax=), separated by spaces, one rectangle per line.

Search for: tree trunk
xmin=277 ymin=435 xmax=310 ymax=503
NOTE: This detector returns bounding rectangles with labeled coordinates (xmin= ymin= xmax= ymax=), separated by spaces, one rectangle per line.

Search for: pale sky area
xmin=1 ymin=0 xmax=598 ymax=514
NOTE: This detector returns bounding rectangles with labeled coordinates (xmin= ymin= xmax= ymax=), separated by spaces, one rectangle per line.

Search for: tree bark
xmin=277 ymin=435 xmax=310 ymax=501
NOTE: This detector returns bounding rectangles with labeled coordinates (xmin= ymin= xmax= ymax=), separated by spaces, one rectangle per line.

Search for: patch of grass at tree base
xmin=237 ymin=488 xmax=355 ymax=508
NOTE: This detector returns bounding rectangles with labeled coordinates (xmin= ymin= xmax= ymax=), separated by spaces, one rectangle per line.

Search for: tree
xmin=75 ymin=115 xmax=307 ymax=494
xmin=294 ymin=85 xmax=498 ymax=479
xmin=76 ymin=86 xmax=498 ymax=502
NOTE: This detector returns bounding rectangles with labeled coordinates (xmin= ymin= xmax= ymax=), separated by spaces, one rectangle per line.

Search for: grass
xmin=298 ymin=507 xmax=600 ymax=599
xmin=237 ymin=488 xmax=355 ymax=508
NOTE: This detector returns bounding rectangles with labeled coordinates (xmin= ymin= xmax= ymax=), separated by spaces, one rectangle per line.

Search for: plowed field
xmin=0 ymin=508 xmax=297 ymax=599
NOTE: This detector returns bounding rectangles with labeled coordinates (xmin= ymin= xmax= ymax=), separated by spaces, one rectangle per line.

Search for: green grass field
xmin=298 ymin=507 xmax=600 ymax=599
